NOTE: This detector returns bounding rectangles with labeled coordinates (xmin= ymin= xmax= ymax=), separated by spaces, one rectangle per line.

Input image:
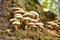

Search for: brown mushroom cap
xmin=35 ymin=22 xmax=45 ymax=29
xmin=10 ymin=18 xmax=18 ymax=22
xmin=14 ymin=14 xmax=22 ymax=17
xmin=23 ymin=12 xmax=35 ymax=18
xmin=12 ymin=21 xmax=21 ymax=25
xmin=15 ymin=15 xmax=23 ymax=19
xmin=29 ymin=11 xmax=39 ymax=18
xmin=35 ymin=22 xmax=44 ymax=26
xmin=48 ymin=25 xmax=53 ymax=29
xmin=30 ymin=19 xmax=38 ymax=23
xmin=28 ymin=22 xmax=35 ymax=26
xmin=11 ymin=7 xmax=23 ymax=11
xmin=32 ymin=26 xmax=37 ymax=27
xmin=23 ymin=17 xmax=31 ymax=20
xmin=14 ymin=10 xmax=25 ymax=15
xmin=47 ymin=21 xmax=58 ymax=25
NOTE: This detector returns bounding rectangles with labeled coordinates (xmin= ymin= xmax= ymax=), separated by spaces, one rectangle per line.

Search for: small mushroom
xmin=11 ymin=7 xmax=24 ymax=12
xmin=29 ymin=22 xmax=35 ymax=26
xmin=23 ymin=17 xmax=31 ymax=29
xmin=23 ymin=12 xmax=35 ymax=18
xmin=54 ymin=19 xmax=60 ymax=25
xmin=47 ymin=21 xmax=59 ymax=27
xmin=28 ymin=22 xmax=36 ymax=30
xmin=10 ymin=18 xmax=18 ymax=22
xmin=15 ymin=15 xmax=23 ymax=22
xmin=29 ymin=11 xmax=39 ymax=18
xmin=12 ymin=21 xmax=21 ymax=31
xmin=48 ymin=25 xmax=53 ymax=29
xmin=14 ymin=10 xmax=25 ymax=15
xmin=30 ymin=19 xmax=38 ymax=23
xmin=14 ymin=13 xmax=22 ymax=17
xmin=35 ymin=22 xmax=44 ymax=27
xmin=35 ymin=22 xmax=45 ymax=31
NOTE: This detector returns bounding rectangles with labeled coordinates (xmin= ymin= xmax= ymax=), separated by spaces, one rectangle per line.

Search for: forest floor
xmin=0 ymin=28 xmax=60 ymax=40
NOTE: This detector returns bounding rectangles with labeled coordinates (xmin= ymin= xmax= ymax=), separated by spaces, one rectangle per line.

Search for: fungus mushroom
xmin=29 ymin=11 xmax=39 ymax=18
xmin=35 ymin=22 xmax=44 ymax=28
xmin=11 ymin=7 xmax=24 ymax=12
xmin=14 ymin=10 xmax=25 ymax=15
xmin=54 ymin=19 xmax=60 ymax=26
xmin=14 ymin=13 xmax=22 ymax=17
xmin=28 ymin=22 xmax=35 ymax=30
xmin=29 ymin=11 xmax=40 ymax=21
xmin=47 ymin=21 xmax=59 ymax=27
xmin=23 ymin=12 xmax=35 ymax=18
xmin=10 ymin=18 xmax=18 ymax=22
xmin=48 ymin=25 xmax=53 ymax=29
xmin=12 ymin=21 xmax=21 ymax=31
xmin=30 ymin=19 xmax=38 ymax=23
xmin=15 ymin=15 xmax=23 ymax=22
xmin=35 ymin=22 xmax=45 ymax=32
xmin=29 ymin=22 xmax=35 ymax=26
xmin=23 ymin=17 xmax=31 ymax=29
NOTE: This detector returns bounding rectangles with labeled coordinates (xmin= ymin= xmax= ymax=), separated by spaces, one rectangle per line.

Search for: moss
xmin=25 ymin=0 xmax=36 ymax=11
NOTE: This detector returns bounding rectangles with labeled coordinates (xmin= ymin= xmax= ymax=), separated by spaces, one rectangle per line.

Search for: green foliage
xmin=38 ymin=0 xmax=59 ymax=13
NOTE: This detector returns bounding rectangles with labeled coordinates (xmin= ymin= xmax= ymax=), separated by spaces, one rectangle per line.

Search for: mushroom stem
xmin=17 ymin=19 xmax=21 ymax=22
xmin=25 ymin=25 xmax=28 ymax=30
xmin=13 ymin=24 xmax=18 ymax=31
xmin=21 ymin=19 xmax=23 ymax=22
xmin=27 ymin=25 xmax=32 ymax=30
xmin=37 ymin=25 xmax=45 ymax=32
xmin=25 ymin=21 xmax=29 ymax=29
xmin=26 ymin=21 xmax=29 ymax=25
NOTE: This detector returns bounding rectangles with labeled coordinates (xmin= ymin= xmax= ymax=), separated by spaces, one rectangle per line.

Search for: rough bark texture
xmin=0 ymin=0 xmax=10 ymax=28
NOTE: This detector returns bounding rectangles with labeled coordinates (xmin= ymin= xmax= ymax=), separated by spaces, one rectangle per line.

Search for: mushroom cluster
xmin=10 ymin=7 xmax=45 ymax=31
xmin=45 ymin=19 xmax=60 ymax=30
xmin=10 ymin=7 xmax=25 ymax=31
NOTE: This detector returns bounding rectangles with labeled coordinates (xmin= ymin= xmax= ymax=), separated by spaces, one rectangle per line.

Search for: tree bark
xmin=0 ymin=0 xmax=10 ymax=29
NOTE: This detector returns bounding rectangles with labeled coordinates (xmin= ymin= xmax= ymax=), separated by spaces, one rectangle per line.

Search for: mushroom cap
xmin=5 ymin=29 xmax=10 ymax=32
xmin=11 ymin=7 xmax=23 ymax=11
xmin=14 ymin=14 xmax=22 ymax=17
xmin=48 ymin=25 xmax=52 ymax=27
xmin=35 ymin=22 xmax=44 ymax=26
xmin=39 ymin=25 xmax=44 ymax=29
xmin=12 ymin=21 xmax=21 ymax=25
xmin=23 ymin=12 xmax=35 ymax=18
xmin=37 ymin=18 xmax=40 ymax=21
xmin=10 ymin=18 xmax=18 ymax=22
xmin=23 ymin=17 xmax=31 ymax=20
xmin=28 ymin=22 xmax=35 ymax=25
xmin=15 ymin=15 xmax=23 ymax=19
xmin=30 ymin=19 xmax=38 ymax=22
xmin=29 ymin=11 xmax=39 ymax=17
xmin=14 ymin=10 xmax=25 ymax=14
xmin=56 ymin=22 xmax=60 ymax=25
xmin=47 ymin=22 xmax=58 ymax=25
xmin=48 ymin=25 xmax=53 ymax=29
xmin=32 ymin=25 xmax=37 ymax=27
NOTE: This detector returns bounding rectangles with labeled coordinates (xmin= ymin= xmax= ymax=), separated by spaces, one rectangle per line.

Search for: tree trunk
xmin=0 ymin=0 xmax=10 ymax=29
